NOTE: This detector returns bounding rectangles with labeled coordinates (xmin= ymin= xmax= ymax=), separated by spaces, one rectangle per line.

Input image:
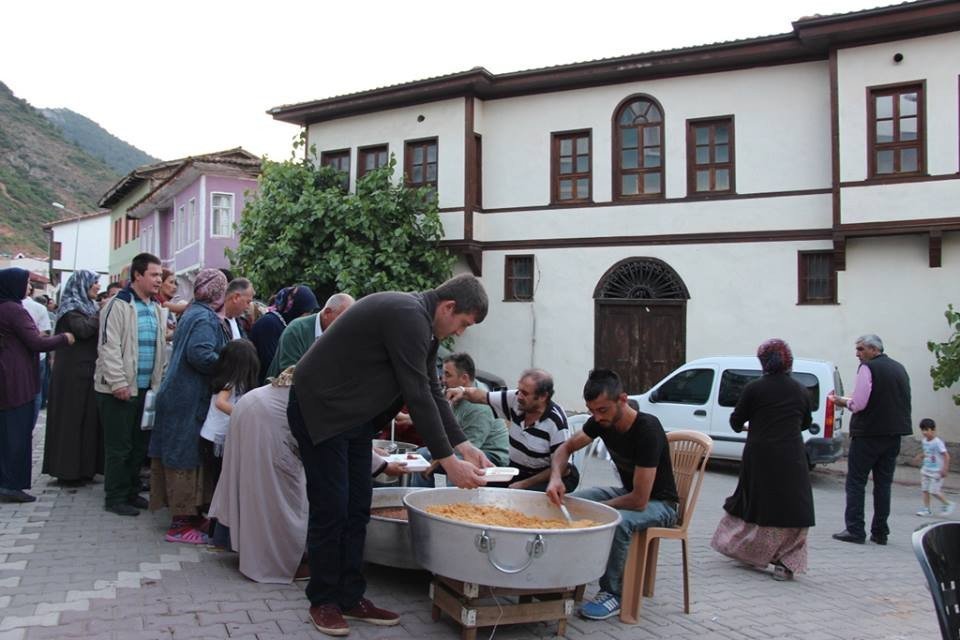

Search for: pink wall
xmin=203 ymin=176 xmax=258 ymax=270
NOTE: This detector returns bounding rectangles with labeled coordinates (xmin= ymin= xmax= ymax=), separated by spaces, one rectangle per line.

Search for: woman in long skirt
xmin=711 ymin=338 xmax=815 ymax=580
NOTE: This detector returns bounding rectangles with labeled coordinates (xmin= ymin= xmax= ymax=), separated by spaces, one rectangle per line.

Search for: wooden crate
xmin=429 ymin=575 xmax=586 ymax=640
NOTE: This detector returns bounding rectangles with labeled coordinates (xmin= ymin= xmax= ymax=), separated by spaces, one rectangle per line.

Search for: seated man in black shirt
xmin=547 ymin=369 xmax=678 ymax=621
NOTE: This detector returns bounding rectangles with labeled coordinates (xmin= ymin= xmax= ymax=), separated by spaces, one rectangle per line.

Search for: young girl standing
xmin=200 ymin=339 xmax=260 ymax=460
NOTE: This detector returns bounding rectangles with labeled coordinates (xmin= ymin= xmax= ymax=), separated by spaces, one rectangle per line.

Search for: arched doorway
xmin=594 ymin=258 xmax=689 ymax=394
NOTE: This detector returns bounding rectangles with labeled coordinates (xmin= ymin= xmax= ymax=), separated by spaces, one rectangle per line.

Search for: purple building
xmin=126 ymin=148 xmax=260 ymax=294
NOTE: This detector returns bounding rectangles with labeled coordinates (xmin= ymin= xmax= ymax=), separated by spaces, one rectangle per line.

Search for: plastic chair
xmin=619 ymin=430 xmax=713 ymax=624
xmin=912 ymin=521 xmax=960 ymax=639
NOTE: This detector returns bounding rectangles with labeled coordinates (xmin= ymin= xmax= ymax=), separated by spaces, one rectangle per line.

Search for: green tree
xmin=228 ymin=142 xmax=453 ymax=300
xmin=928 ymin=304 xmax=960 ymax=405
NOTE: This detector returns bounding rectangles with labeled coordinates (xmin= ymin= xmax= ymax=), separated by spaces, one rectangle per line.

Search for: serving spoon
xmin=558 ymin=503 xmax=574 ymax=523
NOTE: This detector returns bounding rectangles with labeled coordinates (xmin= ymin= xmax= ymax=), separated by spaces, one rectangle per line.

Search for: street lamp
xmin=51 ymin=201 xmax=81 ymax=273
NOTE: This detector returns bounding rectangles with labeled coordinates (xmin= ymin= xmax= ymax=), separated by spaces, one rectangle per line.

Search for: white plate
xmin=384 ymin=453 xmax=431 ymax=472
xmin=484 ymin=467 xmax=520 ymax=483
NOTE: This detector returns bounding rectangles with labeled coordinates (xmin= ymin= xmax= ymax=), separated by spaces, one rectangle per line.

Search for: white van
xmin=627 ymin=356 xmax=845 ymax=467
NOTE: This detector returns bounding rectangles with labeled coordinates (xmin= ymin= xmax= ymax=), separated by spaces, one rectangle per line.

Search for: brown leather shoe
xmin=341 ymin=598 xmax=400 ymax=626
xmin=308 ymin=604 xmax=349 ymax=636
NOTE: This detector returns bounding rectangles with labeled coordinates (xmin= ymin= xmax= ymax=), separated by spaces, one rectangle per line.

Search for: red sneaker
xmin=308 ymin=604 xmax=349 ymax=637
xmin=341 ymin=598 xmax=399 ymax=626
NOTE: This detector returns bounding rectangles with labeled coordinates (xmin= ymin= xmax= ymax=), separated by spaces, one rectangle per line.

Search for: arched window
xmin=595 ymin=257 xmax=688 ymax=300
xmin=614 ymin=96 xmax=664 ymax=200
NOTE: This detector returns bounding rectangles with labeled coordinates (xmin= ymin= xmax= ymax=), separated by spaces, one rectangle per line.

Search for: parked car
xmin=626 ymin=356 xmax=844 ymax=467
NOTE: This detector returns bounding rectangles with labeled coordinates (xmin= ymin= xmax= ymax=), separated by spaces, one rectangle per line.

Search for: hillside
xmin=0 ymin=81 xmax=119 ymax=255
xmin=41 ymin=107 xmax=158 ymax=174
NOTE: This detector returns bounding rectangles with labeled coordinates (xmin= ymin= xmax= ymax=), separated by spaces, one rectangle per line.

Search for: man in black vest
xmin=831 ymin=334 xmax=911 ymax=545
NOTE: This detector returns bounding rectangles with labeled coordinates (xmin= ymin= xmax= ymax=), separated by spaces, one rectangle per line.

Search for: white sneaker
xmin=916 ymin=507 xmax=933 ymax=517
xmin=941 ymin=502 xmax=956 ymax=516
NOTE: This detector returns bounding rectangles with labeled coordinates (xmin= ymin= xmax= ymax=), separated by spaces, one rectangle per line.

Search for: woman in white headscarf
xmin=42 ymin=269 xmax=102 ymax=484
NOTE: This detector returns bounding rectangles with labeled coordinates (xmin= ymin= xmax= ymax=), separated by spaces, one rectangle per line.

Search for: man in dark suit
xmin=288 ymin=274 xmax=491 ymax=637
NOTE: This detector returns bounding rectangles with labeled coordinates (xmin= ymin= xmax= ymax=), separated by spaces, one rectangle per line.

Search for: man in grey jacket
xmin=94 ymin=253 xmax=165 ymax=517
xmin=288 ymin=274 xmax=491 ymax=636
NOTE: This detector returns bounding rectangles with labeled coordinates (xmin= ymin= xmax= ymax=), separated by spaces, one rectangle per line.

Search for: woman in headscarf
xmin=711 ymin=338 xmax=815 ymax=581
xmin=0 ymin=268 xmax=74 ymax=502
xmin=42 ymin=269 xmax=102 ymax=484
xmin=248 ymin=284 xmax=317 ymax=385
xmin=149 ymin=269 xmax=229 ymax=544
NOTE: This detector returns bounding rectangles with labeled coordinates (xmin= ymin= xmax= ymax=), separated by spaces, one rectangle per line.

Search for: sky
xmin=2 ymin=0 xmax=881 ymax=163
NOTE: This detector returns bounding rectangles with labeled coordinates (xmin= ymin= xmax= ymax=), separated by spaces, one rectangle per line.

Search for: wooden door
xmin=595 ymin=301 xmax=685 ymax=395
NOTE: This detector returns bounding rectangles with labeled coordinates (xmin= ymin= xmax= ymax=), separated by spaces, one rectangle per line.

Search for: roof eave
xmin=268 ymin=0 xmax=960 ymax=127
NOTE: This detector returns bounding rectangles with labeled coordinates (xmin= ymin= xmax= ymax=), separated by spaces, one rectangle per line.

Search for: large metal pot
xmin=404 ymin=488 xmax=620 ymax=589
xmin=364 ymin=487 xmax=424 ymax=570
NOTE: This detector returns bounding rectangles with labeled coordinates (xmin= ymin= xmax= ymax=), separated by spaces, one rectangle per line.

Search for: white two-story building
xmin=270 ymin=0 xmax=960 ymax=440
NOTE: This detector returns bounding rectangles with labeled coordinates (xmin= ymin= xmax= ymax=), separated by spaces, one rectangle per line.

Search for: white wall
xmin=50 ymin=215 xmax=111 ymax=290
xmin=838 ymin=31 xmax=960 ymax=182
xmin=477 ymin=192 xmax=832 ymax=243
xmin=479 ymin=61 xmax=830 ymax=210
xmin=306 ymin=98 xmax=466 ymax=210
xmin=841 ymin=180 xmax=960 ymax=224
xmin=452 ymin=235 xmax=960 ymax=441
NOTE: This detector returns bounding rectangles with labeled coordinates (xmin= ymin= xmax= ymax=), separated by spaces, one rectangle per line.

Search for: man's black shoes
xmin=105 ymin=503 xmax=140 ymax=516
xmin=832 ymin=530 xmax=865 ymax=544
xmin=869 ymin=534 xmax=888 ymax=545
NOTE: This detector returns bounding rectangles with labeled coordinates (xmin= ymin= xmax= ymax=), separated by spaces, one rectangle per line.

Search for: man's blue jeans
xmin=288 ymin=386 xmax=376 ymax=609
xmin=571 ymin=486 xmax=677 ymax=597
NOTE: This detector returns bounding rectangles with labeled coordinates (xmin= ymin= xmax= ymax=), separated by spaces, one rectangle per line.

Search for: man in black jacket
xmin=831 ymin=334 xmax=912 ymax=545
xmin=288 ymin=274 xmax=491 ymax=636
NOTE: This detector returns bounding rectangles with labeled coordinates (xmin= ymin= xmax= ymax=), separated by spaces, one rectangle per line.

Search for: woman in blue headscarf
xmin=711 ymin=338 xmax=815 ymax=581
xmin=42 ymin=269 xmax=103 ymax=484
xmin=0 ymin=268 xmax=74 ymax=502
xmin=249 ymin=284 xmax=318 ymax=385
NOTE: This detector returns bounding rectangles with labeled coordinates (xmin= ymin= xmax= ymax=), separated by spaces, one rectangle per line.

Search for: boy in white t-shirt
xmin=914 ymin=418 xmax=954 ymax=517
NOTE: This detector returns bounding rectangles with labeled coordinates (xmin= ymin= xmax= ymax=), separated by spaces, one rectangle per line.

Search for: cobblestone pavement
xmin=0 ymin=412 xmax=953 ymax=640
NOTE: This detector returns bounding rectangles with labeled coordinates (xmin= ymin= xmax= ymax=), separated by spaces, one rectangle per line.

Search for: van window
xmin=654 ymin=369 xmax=714 ymax=405
xmin=718 ymin=369 xmax=821 ymax=410
xmin=718 ymin=369 xmax=760 ymax=407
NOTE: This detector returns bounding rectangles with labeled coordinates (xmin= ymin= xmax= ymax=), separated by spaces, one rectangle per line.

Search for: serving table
xmin=429 ymin=575 xmax=585 ymax=640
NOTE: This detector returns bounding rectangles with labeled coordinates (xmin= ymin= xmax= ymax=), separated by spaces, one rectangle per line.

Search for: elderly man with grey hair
xmin=264 ymin=292 xmax=355 ymax=378
xmin=830 ymin=334 xmax=912 ymax=546
xmin=447 ymin=367 xmax=578 ymax=492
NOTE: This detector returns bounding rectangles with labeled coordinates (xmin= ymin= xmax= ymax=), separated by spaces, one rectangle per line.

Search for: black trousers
xmin=844 ymin=435 xmax=901 ymax=539
xmin=288 ymin=386 xmax=376 ymax=609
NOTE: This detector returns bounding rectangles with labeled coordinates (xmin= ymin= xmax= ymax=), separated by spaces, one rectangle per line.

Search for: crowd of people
xmin=0 ymin=251 xmax=945 ymax=635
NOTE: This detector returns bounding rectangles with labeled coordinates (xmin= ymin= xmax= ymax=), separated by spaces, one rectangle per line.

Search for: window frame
xmin=320 ymin=149 xmax=351 ymax=191
xmin=404 ymin=137 xmax=438 ymax=191
xmin=504 ymin=254 xmax=535 ymax=302
xmin=867 ymin=81 xmax=925 ymax=179
xmin=52 ymin=241 xmax=62 ymax=261
xmin=177 ymin=204 xmax=186 ymax=250
xmin=686 ymin=116 xmax=735 ymax=196
xmin=797 ymin=250 xmax=837 ymax=305
xmin=187 ymin=198 xmax=197 ymax=244
xmin=551 ymin=129 xmax=593 ymax=204
xmin=210 ymin=192 xmax=235 ymax=238
xmin=357 ymin=144 xmax=389 ymax=180
xmin=612 ymin=94 xmax=666 ymax=201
